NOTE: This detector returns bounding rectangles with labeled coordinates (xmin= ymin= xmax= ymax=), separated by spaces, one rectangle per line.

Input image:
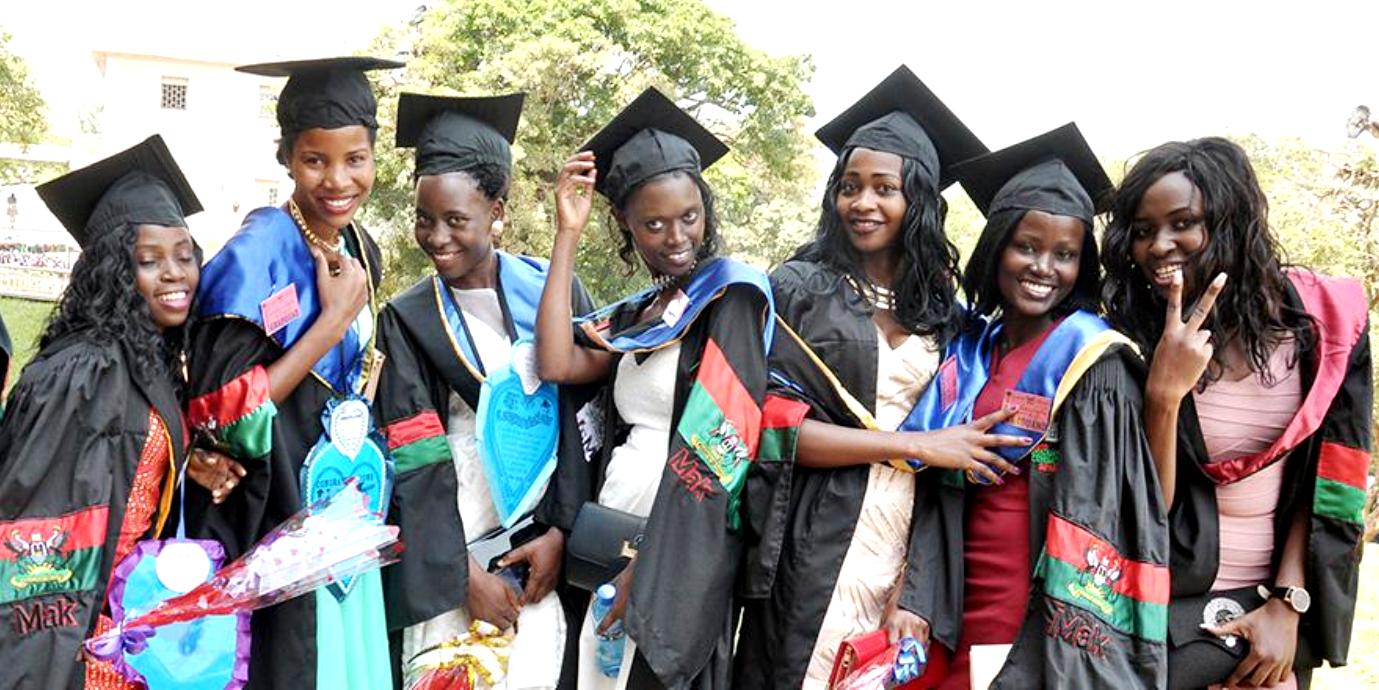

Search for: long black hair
xmin=961 ymin=208 xmax=1101 ymax=320
xmin=793 ymin=148 xmax=961 ymax=345
xmin=1102 ymin=137 xmax=1312 ymax=385
xmin=40 ymin=224 xmax=200 ymax=384
xmin=612 ymin=170 xmax=721 ymax=274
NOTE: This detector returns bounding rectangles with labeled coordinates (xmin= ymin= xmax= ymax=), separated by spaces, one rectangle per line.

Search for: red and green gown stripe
xmin=1314 ymin=441 xmax=1368 ymax=525
xmin=382 ymin=411 xmax=452 ymax=473
xmin=0 ymin=506 xmax=109 ymax=605
xmin=1035 ymin=513 xmax=1169 ymax=642
xmin=187 ymin=365 xmax=277 ymax=459
xmin=673 ymin=339 xmax=808 ymax=530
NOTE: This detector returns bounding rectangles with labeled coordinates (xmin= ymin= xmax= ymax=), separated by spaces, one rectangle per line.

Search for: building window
xmin=257 ymin=180 xmax=280 ymax=207
xmin=161 ymin=77 xmax=188 ymax=110
xmin=259 ymin=84 xmax=278 ymax=118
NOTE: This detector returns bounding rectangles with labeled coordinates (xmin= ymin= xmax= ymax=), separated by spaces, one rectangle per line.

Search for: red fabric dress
xmin=933 ymin=322 xmax=1058 ymax=690
xmin=84 ymin=410 xmax=172 ymax=690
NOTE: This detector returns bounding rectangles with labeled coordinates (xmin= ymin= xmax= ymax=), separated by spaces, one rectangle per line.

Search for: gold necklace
xmin=287 ymin=198 xmax=344 ymax=253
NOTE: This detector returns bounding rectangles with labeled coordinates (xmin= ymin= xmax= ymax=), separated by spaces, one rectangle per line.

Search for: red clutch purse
xmin=827 ymin=631 xmax=949 ymax=689
xmin=828 ymin=631 xmax=892 ymax=688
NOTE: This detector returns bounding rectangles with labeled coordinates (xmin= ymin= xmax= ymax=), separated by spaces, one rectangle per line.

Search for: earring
xmin=491 ymin=219 xmax=505 ymax=234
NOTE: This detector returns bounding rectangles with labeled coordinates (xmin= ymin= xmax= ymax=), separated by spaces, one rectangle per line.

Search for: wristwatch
xmin=1257 ymin=584 xmax=1311 ymax=614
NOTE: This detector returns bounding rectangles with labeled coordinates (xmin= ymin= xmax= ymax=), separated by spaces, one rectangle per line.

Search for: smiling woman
xmin=377 ymin=91 xmax=598 ymax=690
xmin=0 ymin=135 xmax=224 ymax=689
xmin=181 ymin=56 xmax=424 ymax=690
xmin=907 ymin=123 xmax=1168 ymax=689
xmin=535 ymin=87 xmax=783 ymax=690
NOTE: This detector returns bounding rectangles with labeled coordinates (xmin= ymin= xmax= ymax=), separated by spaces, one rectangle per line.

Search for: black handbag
xmin=564 ymin=501 xmax=647 ymax=591
xmin=1166 ymin=586 xmax=1266 ymax=689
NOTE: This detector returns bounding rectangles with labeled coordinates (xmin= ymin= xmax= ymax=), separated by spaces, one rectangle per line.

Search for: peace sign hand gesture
xmin=1147 ymin=271 xmax=1227 ymax=402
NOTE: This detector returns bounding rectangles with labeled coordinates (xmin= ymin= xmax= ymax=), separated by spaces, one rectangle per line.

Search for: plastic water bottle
xmin=592 ymin=583 xmax=625 ymax=678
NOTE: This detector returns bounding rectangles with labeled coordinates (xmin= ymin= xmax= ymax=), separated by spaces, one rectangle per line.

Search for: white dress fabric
xmin=803 ymin=328 xmax=941 ymax=689
xmin=577 ymin=344 xmax=682 ymax=690
xmin=402 ymin=287 xmax=566 ymax=690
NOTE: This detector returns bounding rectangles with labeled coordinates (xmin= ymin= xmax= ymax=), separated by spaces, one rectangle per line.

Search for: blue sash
xmin=900 ymin=310 xmax=1120 ymax=471
xmin=433 ymin=251 xmax=548 ymax=378
xmin=196 ymin=207 xmax=370 ymax=394
xmin=434 ymin=252 xmax=560 ymax=527
xmin=575 ymin=257 xmax=775 ymax=356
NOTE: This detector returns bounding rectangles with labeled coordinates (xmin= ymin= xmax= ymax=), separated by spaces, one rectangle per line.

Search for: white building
xmin=87 ymin=49 xmax=290 ymax=253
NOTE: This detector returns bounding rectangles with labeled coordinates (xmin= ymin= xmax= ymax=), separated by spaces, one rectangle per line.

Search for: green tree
xmin=364 ymin=0 xmax=818 ymax=303
xmin=1228 ymin=134 xmax=1379 ymax=536
xmin=0 ymin=28 xmax=54 ymax=184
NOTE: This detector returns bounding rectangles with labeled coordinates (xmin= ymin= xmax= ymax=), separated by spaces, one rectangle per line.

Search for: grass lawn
xmin=0 ymin=296 xmax=54 ymax=389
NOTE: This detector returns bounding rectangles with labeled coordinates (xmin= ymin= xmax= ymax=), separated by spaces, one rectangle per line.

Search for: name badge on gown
xmin=476 ymin=340 xmax=560 ymax=528
xmin=300 ymin=396 xmax=394 ymax=601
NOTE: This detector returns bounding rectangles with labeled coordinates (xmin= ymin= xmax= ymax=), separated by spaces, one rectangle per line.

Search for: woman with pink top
xmin=1102 ymin=137 xmax=1371 ymax=689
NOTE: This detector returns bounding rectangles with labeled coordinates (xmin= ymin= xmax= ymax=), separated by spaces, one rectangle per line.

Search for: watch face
xmin=1288 ymin=587 xmax=1312 ymax=613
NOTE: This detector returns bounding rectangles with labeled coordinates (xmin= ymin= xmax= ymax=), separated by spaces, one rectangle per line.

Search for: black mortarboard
xmin=395 ymin=91 xmax=525 ymax=179
xmin=36 ymin=135 xmax=202 ymax=248
xmin=580 ymin=87 xmax=728 ymax=205
xmin=815 ymin=66 xmax=987 ymax=189
xmin=237 ymin=56 xmax=404 ymax=136
xmin=952 ymin=123 xmax=1113 ymax=224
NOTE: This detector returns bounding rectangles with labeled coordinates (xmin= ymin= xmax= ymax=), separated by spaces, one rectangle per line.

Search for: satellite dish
xmin=1347 ymin=105 xmax=1372 ymax=139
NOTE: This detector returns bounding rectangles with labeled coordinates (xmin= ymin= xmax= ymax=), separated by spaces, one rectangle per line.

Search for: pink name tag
xmin=260 ymin=285 xmax=301 ymax=336
xmin=1003 ymin=389 xmax=1052 ymax=432
xmin=938 ymin=356 xmax=958 ymax=409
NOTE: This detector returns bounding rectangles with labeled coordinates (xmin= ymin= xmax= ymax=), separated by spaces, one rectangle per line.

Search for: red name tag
xmin=260 ymin=285 xmax=300 ymax=336
xmin=1002 ymin=389 xmax=1052 ymax=432
xmin=938 ymin=356 xmax=958 ymax=409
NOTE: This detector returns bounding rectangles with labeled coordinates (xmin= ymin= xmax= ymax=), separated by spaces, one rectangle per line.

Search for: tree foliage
xmin=1222 ymin=135 xmax=1379 ymax=535
xmin=0 ymin=28 xmax=53 ymax=184
xmin=364 ymin=0 xmax=818 ymax=303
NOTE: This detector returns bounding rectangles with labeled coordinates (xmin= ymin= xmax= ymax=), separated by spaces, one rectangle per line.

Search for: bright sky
xmin=6 ymin=0 xmax=1379 ymax=161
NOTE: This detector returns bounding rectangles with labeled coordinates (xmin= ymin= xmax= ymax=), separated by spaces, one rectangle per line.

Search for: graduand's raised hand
xmin=555 ymin=151 xmax=598 ymax=238
xmin=1143 ymin=271 xmax=1226 ymax=506
xmin=1146 ymin=271 xmax=1226 ymax=402
xmin=312 ymin=246 xmax=368 ymax=337
xmin=907 ymin=408 xmax=1030 ymax=484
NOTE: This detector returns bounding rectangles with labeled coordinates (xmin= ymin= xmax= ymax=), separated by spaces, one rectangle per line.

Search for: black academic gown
xmin=912 ymin=346 xmax=1169 ymax=689
xmin=733 ymin=259 xmax=929 ymax=689
xmin=373 ymin=270 xmax=597 ymax=683
xmin=184 ymin=225 xmax=402 ymax=690
xmin=583 ymin=278 xmax=776 ymax=690
xmin=1167 ymin=272 xmax=1371 ymax=675
xmin=0 ymin=332 xmax=188 ymax=690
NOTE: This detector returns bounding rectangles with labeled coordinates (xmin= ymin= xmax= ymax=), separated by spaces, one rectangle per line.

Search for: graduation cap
xmin=580 ymin=87 xmax=729 ymax=205
xmin=395 ymin=91 xmax=525 ymax=178
xmin=815 ymin=65 xmax=987 ymax=189
xmin=952 ymin=123 xmax=1113 ymax=224
xmin=237 ymin=56 xmax=404 ymax=136
xmin=36 ymin=135 xmax=202 ymax=248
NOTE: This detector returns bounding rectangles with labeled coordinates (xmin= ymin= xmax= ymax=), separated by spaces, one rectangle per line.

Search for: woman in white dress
xmin=536 ymin=88 xmax=784 ymax=690
xmin=377 ymin=92 xmax=596 ymax=688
